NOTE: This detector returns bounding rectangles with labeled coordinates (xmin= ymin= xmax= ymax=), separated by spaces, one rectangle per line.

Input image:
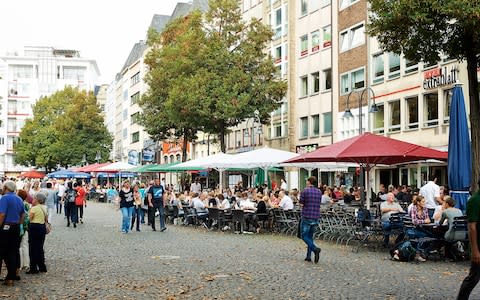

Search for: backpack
xmin=65 ymin=189 xmax=77 ymax=203
xmin=391 ymin=240 xmax=416 ymax=261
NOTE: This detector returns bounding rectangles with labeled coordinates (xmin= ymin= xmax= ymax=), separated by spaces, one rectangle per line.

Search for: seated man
xmin=278 ymin=191 xmax=294 ymax=210
xmin=240 ymin=193 xmax=260 ymax=233
xmin=380 ymin=192 xmax=405 ymax=247
xmin=439 ymin=196 xmax=463 ymax=241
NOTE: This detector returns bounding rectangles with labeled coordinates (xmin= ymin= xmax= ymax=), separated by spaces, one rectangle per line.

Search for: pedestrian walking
xmin=299 ymin=176 xmax=322 ymax=264
xmin=64 ymin=182 xmax=78 ymax=228
xmin=27 ymin=192 xmax=48 ymax=275
xmin=148 ymin=178 xmax=166 ymax=232
xmin=457 ymin=180 xmax=480 ymax=299
xmin=130 ymin=184 xmax=142 ymax=232
xmin=0 ymin=181 xmax=25 ymax=286
xmin=118 ymin=180 xmax=134 ymax=234
xmin=16 ymin=190 xmax=30 ymax=272
xmin=56 ymin=180 xmax=66 ymax=214
xmin=75 ymin=183 xmax=87 ymax=224
xmin=45 ymin=182 xmax=56 ymax=224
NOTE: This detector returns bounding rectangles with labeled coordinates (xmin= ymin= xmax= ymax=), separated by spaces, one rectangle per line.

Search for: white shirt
xmin=191 ymin=182 xmax=202 ymax=193
xmin=419 ymin=181 xmax=440 ymax=209
xmin=240 ymin=199 xmax=256 ymax=212
xmin=221 ymin=199 xmax=231 ymax=209
xmin=280 ymin=181 xmax=287 ymax=190
xmin=57 ymin=184 xmax=66 ymax=197
xmin=192 ymin=197 xmax=207 ymax=213
xmin=279 ymin=195 xmax=294 ymax=210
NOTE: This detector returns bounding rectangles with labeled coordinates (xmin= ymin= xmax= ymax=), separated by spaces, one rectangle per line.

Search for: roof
xmin=149 ymin=14 xmax=171 ymax=33
xmin=120 ymin=41 xmax=147 ymax=74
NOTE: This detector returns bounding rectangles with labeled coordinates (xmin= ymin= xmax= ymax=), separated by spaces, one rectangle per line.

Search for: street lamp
xmin=244 ymin=110 xmax=262 ymax=148
xmin=343 ymin=87 xmax=378 ymax=206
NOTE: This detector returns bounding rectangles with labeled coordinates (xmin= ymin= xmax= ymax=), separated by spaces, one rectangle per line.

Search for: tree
xmin=15 ymin=87 xmax=112 ymax=170
xmin=140 ymin=0 xmax=287 ymax=155
xmin=368 ymin=0 xmax=480 ymax=190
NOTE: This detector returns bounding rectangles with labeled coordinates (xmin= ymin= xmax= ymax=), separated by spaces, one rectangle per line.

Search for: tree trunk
xmin=465 ymin=48 xmax=480 ymax=191
xmin=182 ymin=131 xmax=189 ymax=162
xmin=220 ymin=125 xmax=226 ymax=153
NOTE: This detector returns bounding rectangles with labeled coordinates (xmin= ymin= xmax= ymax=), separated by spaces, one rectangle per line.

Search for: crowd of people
xmin=0 ymin=178 xmax=88 ymax=286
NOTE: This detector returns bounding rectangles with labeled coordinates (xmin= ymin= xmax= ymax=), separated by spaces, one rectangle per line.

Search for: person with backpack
xmin=64 ymin=182 xmax=78 ymax=228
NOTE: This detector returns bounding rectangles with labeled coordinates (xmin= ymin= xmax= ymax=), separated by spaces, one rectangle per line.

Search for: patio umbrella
xmin=448 ymin=84 xmax=471 ymax=213
xmin=47 ymin=169 xmax=92 ymax=179
xmin=285 ymin=132 xmax=448 ymax=208
xmin=76 ymin=162 xmax=112 ymax=172
xmin=20 ymin=170 xmax=46 ymax=179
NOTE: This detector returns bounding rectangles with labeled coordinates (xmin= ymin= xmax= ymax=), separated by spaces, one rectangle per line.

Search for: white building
xmin=0 ymin=46 xmax=99 ymax=176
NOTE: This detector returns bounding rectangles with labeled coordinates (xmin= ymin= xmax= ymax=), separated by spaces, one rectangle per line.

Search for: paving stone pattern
xmin=2 ymin=202 xmax=478 ymax=299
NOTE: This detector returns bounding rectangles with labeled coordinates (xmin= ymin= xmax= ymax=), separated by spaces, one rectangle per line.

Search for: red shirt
xmin=75 ymin=187 xmax=86 ymax=206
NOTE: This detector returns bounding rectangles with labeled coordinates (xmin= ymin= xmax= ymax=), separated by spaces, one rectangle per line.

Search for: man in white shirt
xmin=191 ymin=178 xmax=202 ymax=194
xmin=419 ymin=174 xmax=440 ymax=219
xmin=280 ymin=178 xmax=288 ymax=191
xmin=380 ymin=192 xmax=405 ymax=247
xmin=57 ymin=180 xmax=66 ymax=214
xmin=279 ymin=190 xmax=294 ymax=210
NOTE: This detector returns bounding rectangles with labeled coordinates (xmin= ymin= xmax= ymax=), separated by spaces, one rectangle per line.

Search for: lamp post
xmin=343 ymin=87 xmax=379 ymax=206
xmin=95 ymin=151 xmax=101 ymax=164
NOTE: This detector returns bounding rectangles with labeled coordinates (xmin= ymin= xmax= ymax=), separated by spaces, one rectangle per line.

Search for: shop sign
xmin=423 ymin=66 xmax=458 ymax=89
xmin=128 ymin=150 xmax=138 ymax=165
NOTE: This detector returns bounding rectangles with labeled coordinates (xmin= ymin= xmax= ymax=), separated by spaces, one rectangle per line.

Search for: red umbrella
xmin=285 ymin=132 xmax=448 ymax=165
xmin=21 ymin=170 xmax=46 ymax=179
xmin=76 ymin=162 xmax=112 ymax=172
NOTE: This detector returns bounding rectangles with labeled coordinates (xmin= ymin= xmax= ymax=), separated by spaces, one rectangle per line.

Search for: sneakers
xmin=415 ymin=254 xmax=426 ymax=262
xmin=393 ymin=250 xmax=400 ymax=261
xmin=314 ymin=248 xmax=322 ymax=264
xmin=304 ymin=257 xmax=312 ymax=262
xmin=80 ymin=219 xmax=83 ymax=224
xmin=160 ymin=227 xmax=167 ymax=232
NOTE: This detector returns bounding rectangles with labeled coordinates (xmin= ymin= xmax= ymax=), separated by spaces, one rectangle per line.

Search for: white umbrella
xmin=98 ymin=162 xmax=137 ymax=172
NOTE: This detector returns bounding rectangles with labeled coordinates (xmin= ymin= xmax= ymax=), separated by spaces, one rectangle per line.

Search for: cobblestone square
xmin=3 ymin=202 xmax=477 ymax=299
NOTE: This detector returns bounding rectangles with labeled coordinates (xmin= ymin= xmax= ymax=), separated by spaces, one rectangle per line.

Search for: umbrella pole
xmin=365 ymin=165 xmax=371 ymax=210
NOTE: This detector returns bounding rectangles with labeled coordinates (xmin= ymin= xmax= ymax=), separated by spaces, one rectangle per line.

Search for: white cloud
xmin=0 ymin=0 xmax=180 ymax=83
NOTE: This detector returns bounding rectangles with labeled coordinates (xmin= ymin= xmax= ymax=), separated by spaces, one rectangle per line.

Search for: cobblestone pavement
xmin=1 ymin=202 xmax=478 ymax=299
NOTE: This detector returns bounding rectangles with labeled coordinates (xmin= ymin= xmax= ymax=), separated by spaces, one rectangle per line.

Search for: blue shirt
xmin=148 ymin=185 xmax=164 ymax=203
xmin=0 ymin=192 xmax=25 ymax=224
xmin=299 ymin=186 xmax=322 ymax=220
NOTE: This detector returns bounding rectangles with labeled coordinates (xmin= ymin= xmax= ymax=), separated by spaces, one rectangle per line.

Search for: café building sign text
xmin=423 ymin=66 xmax=458 ymax=90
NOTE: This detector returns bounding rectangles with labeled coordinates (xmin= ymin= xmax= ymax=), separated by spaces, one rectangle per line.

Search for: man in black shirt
xmin=147 ymin=178 xmax=166 ymax=232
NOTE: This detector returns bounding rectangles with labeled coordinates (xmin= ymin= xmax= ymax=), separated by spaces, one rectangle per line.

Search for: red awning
xmin=20 ymin=170 xmax=46 ymax=179
xmin=76 ymin=163 xmax=112 ymax=172
xmin=285 ymin=132 xmax=448 ymax=165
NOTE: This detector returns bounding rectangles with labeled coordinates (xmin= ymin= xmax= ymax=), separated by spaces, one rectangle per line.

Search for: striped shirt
xmin=299 ymin=186 xmax=322 ymax=219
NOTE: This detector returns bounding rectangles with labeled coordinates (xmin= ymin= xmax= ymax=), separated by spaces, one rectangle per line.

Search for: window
xmin=320 ymin=0 xmax=331 ymax=7
xmin=406 ymin=96 xmax=419 ymax=130
xmin=274 ymin=8 xmax=282 ymax=39
xmin=311 ymin=30 xmax=320 ymax=52
xmin=339 ymin=24 xmax=364 ymax=52
xmin=424 ymin=93 xmax=439 ymax=127
xmin=388 ymin=53 xmax=401 ymax=79
xmin=9 ymin=65 xmax=34 ymax=79
xmin=373 ymin=104 xmax=385 ymax=133
xmin=340 ymin=0 xmax=358 ymax=9
xmin=123 ymin=128 xmax=128 ymax=139
xmin=300 ymin=35 xmax=308 ymax=56
xmin=311 ymin=72 xmax=320 ymax=94
xmin=312 ymin=115 xmax=320 ymax=136
xmin=131 ymin=112 xmax=140 ymax=124
xmin=272 ymin=123 xmax=283 ymax=138
xmin=274 ymin=46 xmax=282 ymax=64
xmin=323 ymin=112 xmax=332 ymax=134
xmin=322 ymin=25 xmax=332 ymax=48
xmin=301 ymin=0 xmax=308 ymax=16
xmin=404 ymin=58 xmax=418 ymax=74
xmin=131 ymin=72 xmax=140 ymax=86
xmin=340 ymin=74 xmax=349 ymax=94
xmin=243 ymin=128 xmax=250 ymax=146
xmin=131 ymin=92 xmax=140 ymax=105
xmin=323 ymin=69 xmax=332 ymax=91
xmin=351 ymin=68 xmax=365 ymax=90
xmin=131 ymin=131 xmax=140 ymax=143
xmin=300 ymin=117 xmax=308 ymax=138
xmin=63 ymin=66 xmax=86 ymax=80
xmin=0 ymin=137 xmax=4 ymax=145
xmin=310 ymin=0 xmax=320 ymax=11
xmin=372 ymin=53 xmax=384 ymax=84
xmin=123 ymin=109 xmax=128 ymax=120
xmin=444 ymin=89 xmax=452 ymax=124
xmin=389 ymin=100 xmax=401 ymax=132
xmin=300 ymin=76 xmax=308 ymax=97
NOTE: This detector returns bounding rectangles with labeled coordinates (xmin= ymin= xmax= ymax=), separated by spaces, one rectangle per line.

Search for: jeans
xmin=66 ymin=202 xmax=78 ymax=225
xmin=382 ymin=221 xmax=405 ymax=246
xmin=28 ymin=223 xmax=47 ymax=272
xmin=149 ymin=203 xmax=166 ymax=230
xmin=301 ymin=218 xmax=319 ymax=259
xmin=457 ymin=263 xmax=480 ymax=300
xmin=55 ymin=194 xmax=62 ymax=214
xmin=120 ymin=206 xmax=134 ymax=233
xmin=0 ymin=224 xmax=21 ymax=280
xmin=131 ymin=206 xmax=142 ymax=231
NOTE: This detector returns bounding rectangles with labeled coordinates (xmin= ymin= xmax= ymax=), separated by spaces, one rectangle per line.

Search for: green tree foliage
xmin=15 ymin=87 xmax=112 ymax=171
xmin=368 ymin=0 xmax=480 ymax=190
xmin=140 ymin=0 xmax=287 ymax=155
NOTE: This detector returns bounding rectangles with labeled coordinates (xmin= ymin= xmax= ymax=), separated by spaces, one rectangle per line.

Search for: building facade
xmin=0 ymin=46 xmax=99 ymax=176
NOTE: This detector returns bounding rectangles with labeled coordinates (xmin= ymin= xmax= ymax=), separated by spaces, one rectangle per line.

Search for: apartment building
xmin=0 ymin=46 xmax=99 ymax=176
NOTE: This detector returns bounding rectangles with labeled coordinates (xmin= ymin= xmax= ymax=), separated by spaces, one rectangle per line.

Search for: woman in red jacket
xmin=74 ymin=182 xmax=87 ymax=224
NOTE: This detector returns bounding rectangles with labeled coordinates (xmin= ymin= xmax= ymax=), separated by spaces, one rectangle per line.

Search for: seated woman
xmin=321 ymin=187 xmax=333 ymax=206
xmin=343 ymin=188 xmax=355 ymax=204
xmin=407 ymin=195 xmax=433 ymax=239
xmin=439 ymin=196 xmax=463 ymax=241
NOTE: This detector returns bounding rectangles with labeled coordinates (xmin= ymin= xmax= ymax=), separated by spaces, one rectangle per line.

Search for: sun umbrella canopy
xmin=47 ymin=169 xmax=92 ymax=179
xmin=448 ymin=85 xmax=471 ymax=213
xmin=222 ymin=147 xmax=298 ymax=169
xmin=98 ymin=162 xmax=136 ymax=172
xmin=20 ymin=170 xmax=46 ymax=179
xmin=284 ymin=132 xmax=448 ymax=165
xmin=173 ymin=153 xmax=235 ymax=170
xmin=76 ymin=163 xmax=112 ymax=172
